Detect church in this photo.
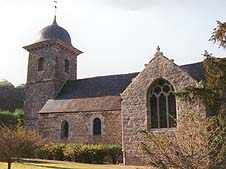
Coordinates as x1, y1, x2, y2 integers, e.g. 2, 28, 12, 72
23, 16, 205, 165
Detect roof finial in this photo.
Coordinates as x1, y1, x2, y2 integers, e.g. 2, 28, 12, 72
53, 0, 58, 24
155, 45, 163, 56
202, 50, 212, 58
156, 46, 160, 52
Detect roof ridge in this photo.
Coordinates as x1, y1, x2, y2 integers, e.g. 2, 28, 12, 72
73, 72, 139, 81
179, 61, 203, 67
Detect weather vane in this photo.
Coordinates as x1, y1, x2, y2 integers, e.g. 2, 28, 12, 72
54, 0, 58, 16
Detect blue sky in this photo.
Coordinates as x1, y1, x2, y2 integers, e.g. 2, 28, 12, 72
0, 0, 225, 85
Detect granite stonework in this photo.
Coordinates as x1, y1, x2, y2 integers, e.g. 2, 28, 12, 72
24, 40, 81, 131
39, 110, 122, 145
121, 51, 205, 165
23, 18, 208, 166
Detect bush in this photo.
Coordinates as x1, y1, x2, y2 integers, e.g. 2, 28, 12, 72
36, 143, 122, 164
36, 143, 65, 161
0, 109, 24, 127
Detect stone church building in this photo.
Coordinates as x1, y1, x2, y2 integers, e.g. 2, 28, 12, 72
24, 16, 205, 165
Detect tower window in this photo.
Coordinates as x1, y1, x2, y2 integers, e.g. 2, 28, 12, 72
148, 79, 176, 129
38, 57, 44, 71
61, 120, 69, 139
93, 118, 101, 136
65, 59, 69, 73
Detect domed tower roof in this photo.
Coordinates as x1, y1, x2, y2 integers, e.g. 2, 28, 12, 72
36, 16, 72, 45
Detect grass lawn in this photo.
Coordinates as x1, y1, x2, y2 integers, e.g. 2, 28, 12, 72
0, 159, 151, 169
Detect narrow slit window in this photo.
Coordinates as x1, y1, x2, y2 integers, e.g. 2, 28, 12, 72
38, 57, 44, 71
65, 59, 69, 73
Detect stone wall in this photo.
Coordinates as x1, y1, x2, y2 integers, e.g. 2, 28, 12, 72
121, 53, 205, 165
39, 110, 122, 145
24, 41, 79, 131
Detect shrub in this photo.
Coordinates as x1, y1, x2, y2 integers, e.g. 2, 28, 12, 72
63, 143, 81, 161
36, 143, 122, 164
0, 109, 24, 127
36, 143, 65, 161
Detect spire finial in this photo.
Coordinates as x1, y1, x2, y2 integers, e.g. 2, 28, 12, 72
53, 0, 58, 24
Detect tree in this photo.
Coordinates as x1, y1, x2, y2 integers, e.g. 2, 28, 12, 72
0, 79, 25, 111
141, 113, 210, 169
210, 21, 226, 48
0, 125, 42, 169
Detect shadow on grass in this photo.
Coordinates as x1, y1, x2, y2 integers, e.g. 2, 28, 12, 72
19, 160, 79, 169
25, 164, 79, 169
20, 159, 52, 164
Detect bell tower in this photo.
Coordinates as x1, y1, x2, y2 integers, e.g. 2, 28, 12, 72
23, 16, 82, 131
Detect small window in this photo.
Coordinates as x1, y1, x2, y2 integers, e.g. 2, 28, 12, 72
38, 57, 44, 71
61, 121, 69, 139
93, 118, 101, 136
65, 59, 69, 73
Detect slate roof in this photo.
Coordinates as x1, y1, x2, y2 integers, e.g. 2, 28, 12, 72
36, 16, 72, 45
39, 96, 121, 113
179, 62, 206, 82
56, 62, 205, 100
39, 61, 205, 113
56, 72, 139, 100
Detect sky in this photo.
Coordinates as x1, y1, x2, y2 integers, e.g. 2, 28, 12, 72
0, 0, 225, 86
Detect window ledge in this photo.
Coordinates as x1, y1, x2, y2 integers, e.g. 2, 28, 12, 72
150, 127, 177, 133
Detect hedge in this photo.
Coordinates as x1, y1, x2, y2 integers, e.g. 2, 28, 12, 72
0, 109, 24, 127
36, 143, 122, 164
37, 143, 65, 161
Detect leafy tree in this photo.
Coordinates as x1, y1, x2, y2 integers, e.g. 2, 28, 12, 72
0, 80, 25, 111
210, 21, 226, 48
0, 125, 42, 169
142, 113, 210, 169
0, 80, 14, 88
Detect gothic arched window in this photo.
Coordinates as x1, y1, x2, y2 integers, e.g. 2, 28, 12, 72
93, 118, 101, 136
38, 57, 44, 71
65, 59, 69, 73
61, 121, 69, 139
148, 79, 177, 129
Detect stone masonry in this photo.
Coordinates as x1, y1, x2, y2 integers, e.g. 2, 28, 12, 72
121, 51, 205, 165
23, 17, 208, 166
39, 110, 122, 145
23, 40, 82, 131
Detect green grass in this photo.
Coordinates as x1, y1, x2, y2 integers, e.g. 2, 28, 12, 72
0, 159, 150, 169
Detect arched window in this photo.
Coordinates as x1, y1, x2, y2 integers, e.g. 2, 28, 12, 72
148, 79, 176, 129
65, 59, 69, 73
61, 121, 69, 139
38, 57, 44, 71
93, 118, 101, 136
